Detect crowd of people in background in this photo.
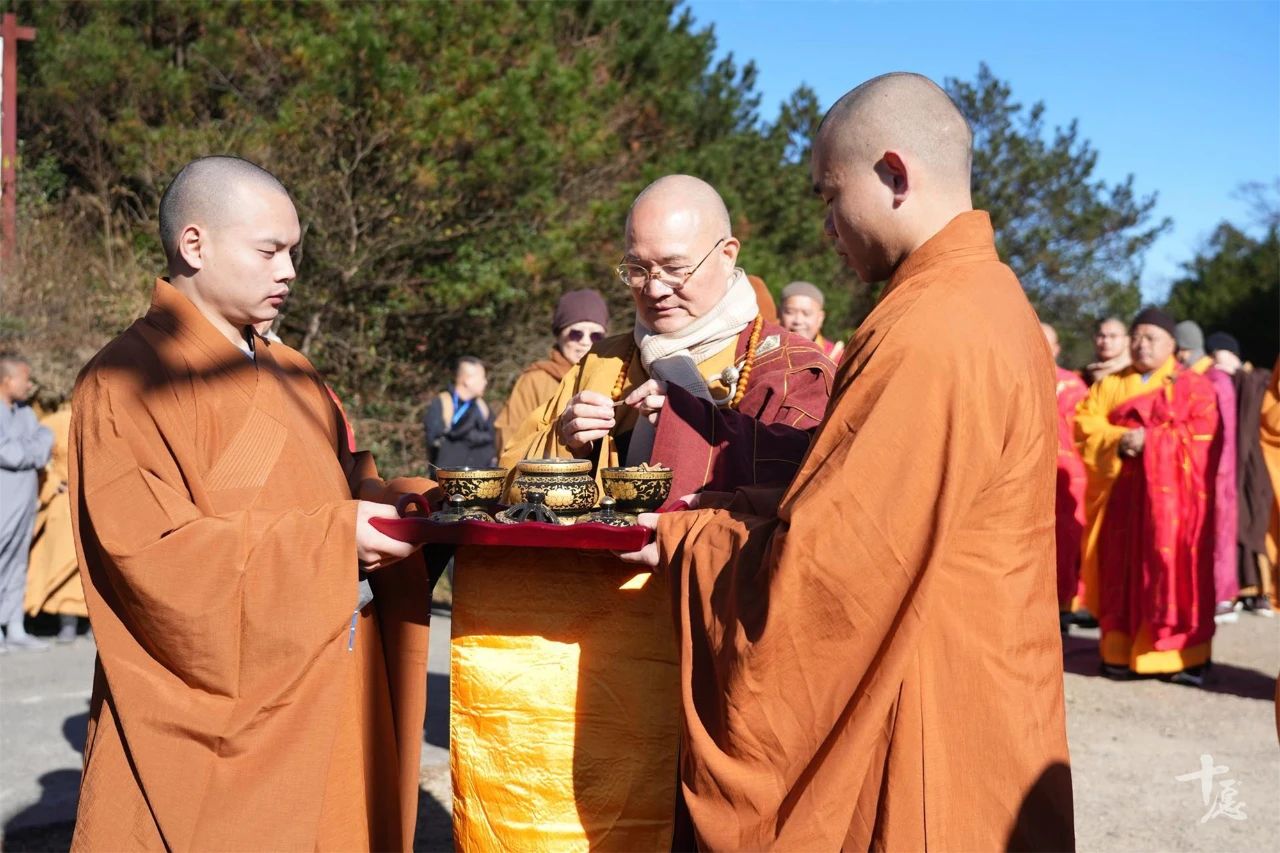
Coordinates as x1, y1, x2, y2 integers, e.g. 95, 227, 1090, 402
1045, 310, 1278, 687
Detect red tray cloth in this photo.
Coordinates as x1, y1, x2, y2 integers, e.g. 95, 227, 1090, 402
370, 514, 652, 551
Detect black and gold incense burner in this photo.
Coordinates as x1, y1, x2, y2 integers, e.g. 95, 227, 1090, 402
510, 458, 598, 518
496, 489, 562, 525
600, 466, 673, 513
584, 497, 637, 527
434, 466, 507, 512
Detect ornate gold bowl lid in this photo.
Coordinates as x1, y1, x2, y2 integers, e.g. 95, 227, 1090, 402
515, 458, 592, 475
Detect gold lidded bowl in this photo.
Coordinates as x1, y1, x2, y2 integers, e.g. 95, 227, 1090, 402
434, 466, 507, 510
511, 457, 598, 516
601, 465, 673, 512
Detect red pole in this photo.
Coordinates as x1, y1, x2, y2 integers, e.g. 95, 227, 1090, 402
1, 13, 37, 264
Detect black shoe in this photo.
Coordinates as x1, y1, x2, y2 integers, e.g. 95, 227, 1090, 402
1099, 662, 1134, 680
1166, 665, 1206, 688
1072, 610, 1099, 629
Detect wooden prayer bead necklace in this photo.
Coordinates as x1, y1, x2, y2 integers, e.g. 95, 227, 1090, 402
611, 314, 764, 409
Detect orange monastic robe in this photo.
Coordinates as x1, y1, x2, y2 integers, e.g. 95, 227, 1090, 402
1261, 358, 1280, 603
656, 212, 1073, 850
70, 279, 436, 851
1055, 366, 1089, 610
24, 407, 87, 618
493, 346, 573, 458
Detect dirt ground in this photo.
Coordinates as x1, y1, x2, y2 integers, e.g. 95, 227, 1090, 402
6, 614, 1275, 852
412, 617, 1279, 852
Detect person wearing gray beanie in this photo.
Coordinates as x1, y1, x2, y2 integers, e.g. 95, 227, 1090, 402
1174, 320, 1207, 367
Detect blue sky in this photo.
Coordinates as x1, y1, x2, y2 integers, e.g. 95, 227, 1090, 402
682, 0, 1280, 301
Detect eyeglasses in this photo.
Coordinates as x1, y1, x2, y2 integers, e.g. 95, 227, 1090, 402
564, 329, 606, 344
615, 238, 726, 292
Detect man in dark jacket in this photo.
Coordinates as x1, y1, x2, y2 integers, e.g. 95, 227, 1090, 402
424, 356, 496, 469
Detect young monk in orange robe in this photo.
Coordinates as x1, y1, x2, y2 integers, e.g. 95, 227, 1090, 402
69, 157, 436, 851
1260, 357, 1280, 606
1043, 323, 1089, 616
1075, 308, 1218, 683
623, 73, 1073, 851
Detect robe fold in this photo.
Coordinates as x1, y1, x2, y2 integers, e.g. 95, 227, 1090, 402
1191, 356, 1239, 604
494, 346, 573, 458
1054, 366, 1089, 610
70, 279, 437, 851
655, 211, 1073, 850
455, 320, 834, 850
24, 407, 86, 618
1077, 357, 1217, 674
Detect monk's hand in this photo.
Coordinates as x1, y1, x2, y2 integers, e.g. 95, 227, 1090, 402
557, 389, 617, 453
1119, 427, 1146, 457
355, 501, 421, 571
624, 378, 668, 425
617, 512, 661, 568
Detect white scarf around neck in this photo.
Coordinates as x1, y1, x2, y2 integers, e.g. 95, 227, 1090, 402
625, 267, 758, 464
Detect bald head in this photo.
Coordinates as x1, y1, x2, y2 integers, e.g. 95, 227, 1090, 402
817, 72, 972, 194
811, 73, 974, 283
1040, 322, 1060, 359
622, 175, 741, 334
626, 175, 731, 239
159, 156, 291, 265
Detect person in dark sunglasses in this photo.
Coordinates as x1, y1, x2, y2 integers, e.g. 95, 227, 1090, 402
494, 289, 610, 455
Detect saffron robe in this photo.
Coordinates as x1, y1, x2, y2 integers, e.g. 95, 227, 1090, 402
1261, 358, 1280, 606
1076, 357, 1217, 673
69, 279, 436, 851
493, 346, 573, 458
1055, 366, 1089, 609
655, 211, 1073, 850
1191, 356, 1239, 604
24, 407, 86, 618
454, 323, 833, 850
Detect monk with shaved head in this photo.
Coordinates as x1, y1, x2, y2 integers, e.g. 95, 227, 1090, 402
624, 73, 1075, 849
451, 175, 833, 848
68, 155, 439, 849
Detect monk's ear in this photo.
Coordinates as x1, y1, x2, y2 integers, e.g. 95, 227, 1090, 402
878, 151, 909, 206
177, 224, 205, 272
721, 236, 741, 266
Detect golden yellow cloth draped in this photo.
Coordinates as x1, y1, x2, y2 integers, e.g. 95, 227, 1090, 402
1260, 358, 1280, 605
450, 547, 678, 851
24, 407, 86, 618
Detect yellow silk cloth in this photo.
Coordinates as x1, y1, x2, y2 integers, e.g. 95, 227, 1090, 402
450, 546, 679, 851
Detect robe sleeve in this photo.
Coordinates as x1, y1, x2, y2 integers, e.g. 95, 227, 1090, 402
0, 409, 53, 471
1074, 379, 1127, 481
72, 371, 361, 699
654, 322, 1011, 845
495, 370, 546, 457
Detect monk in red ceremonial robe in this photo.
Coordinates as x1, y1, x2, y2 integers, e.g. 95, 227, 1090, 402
1075, 307, 1218, 686
624, 72, 1073, 851
1043, 322, 1089, 622
69, 157, 436, 850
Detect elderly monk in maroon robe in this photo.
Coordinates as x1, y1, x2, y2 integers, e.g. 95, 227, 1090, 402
454, 176, 835, 849
624, 72, 1073, 851
69, 157, 436, 850
1044, 322, 1089, 620
1076, 307, 1218, 685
